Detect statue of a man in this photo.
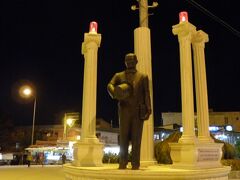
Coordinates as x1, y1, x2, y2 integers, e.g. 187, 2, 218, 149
107, 53, 151, 170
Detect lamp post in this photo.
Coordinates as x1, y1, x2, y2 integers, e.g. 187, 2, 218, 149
63, 112, 79, 140
19, 85, 36, 145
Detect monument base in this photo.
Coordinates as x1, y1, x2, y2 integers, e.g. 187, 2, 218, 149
72, 138, 104, 167
169, 142, 223, 169
140, 160, 157, 167
63, 164, 230, 180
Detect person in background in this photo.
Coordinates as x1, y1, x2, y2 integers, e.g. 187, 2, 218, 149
26, 152, 33, 167
62, 153, 66, 165
39, 153, 44, 167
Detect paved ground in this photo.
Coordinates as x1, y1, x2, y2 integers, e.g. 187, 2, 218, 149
0, 165, 65, 180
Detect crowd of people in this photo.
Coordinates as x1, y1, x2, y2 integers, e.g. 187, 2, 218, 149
26, 152, 67, 167
5, 151, 68, 167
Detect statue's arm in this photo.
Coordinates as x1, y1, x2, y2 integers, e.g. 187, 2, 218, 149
107, 74, 118, 99
107, 83, 115, 99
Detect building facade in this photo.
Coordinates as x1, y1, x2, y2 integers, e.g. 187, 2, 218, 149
162, 111, 240, 132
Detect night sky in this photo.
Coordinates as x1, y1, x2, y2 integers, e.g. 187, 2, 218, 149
0, 0, 239, 127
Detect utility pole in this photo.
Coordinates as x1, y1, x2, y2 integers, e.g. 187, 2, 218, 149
139, 0, 149, 27
131, 0, 158, 27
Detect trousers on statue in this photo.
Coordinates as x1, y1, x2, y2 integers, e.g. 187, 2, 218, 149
118, 105, 144, 169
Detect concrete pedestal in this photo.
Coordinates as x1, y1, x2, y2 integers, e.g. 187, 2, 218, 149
72, 140, 104, 167
64, 164, 230, 180
169, 142, 223, 169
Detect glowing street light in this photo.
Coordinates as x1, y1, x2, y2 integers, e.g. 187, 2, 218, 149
63, 112, 79, 140
19, 85, 37, 145
19, 85, 34, 98
23, 88, 31, 96
66, 118, 74, 127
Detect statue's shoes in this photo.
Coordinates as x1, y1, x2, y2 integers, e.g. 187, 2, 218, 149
131, 166, 139, 170
118, 165, 127, 169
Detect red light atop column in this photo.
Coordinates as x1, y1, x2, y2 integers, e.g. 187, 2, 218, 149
179, 11, 188, 23
89, 21, 98, 34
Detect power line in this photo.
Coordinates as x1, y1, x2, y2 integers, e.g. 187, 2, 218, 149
187, 0, 240, 38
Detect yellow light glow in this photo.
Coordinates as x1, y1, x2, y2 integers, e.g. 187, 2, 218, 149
66, 118, 73, 126
19, 85, 34, 98
23, 88, 32, 96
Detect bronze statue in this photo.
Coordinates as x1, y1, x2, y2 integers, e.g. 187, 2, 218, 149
107, 53, 151, 170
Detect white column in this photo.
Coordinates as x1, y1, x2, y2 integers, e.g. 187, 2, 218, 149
81, 33, 101, 142
134, 27, 156, 166
172, 22, 196, 143
72, 33, 103, 167
170, 22, 224, 170
192, 30, 213, 143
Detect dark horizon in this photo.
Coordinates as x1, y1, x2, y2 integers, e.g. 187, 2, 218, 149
1, 0, 239, 127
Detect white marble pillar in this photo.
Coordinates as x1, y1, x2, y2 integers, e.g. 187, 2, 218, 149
72, 32, 103, 167
192, 30, 213, 143
81, 33, 101, 142
170, 22, 225, 170
134, 27, 156, 166
172, 22, 197, 143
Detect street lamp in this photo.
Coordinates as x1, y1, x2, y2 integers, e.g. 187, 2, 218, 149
19, 85, 36, 145
66, 118, 74, 127
63, 112, 79, 140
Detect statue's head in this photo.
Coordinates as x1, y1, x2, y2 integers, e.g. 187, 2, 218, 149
125, 53, 138, 69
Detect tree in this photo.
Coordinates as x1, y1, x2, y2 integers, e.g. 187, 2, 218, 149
0, 110, 14, 151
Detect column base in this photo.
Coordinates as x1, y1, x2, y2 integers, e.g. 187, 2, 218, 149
140, 160, 157, 167
178, 135, 198, 144
169, 142, 223, 169
72, 138, 104, 167
198, 135, 214, 143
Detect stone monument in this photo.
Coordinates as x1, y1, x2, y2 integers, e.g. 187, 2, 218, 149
169, 11, 226, 170
64, 14, 230, 180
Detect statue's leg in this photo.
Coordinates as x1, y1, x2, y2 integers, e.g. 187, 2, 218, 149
119, 107, 130, 169
131, 117, 144, 169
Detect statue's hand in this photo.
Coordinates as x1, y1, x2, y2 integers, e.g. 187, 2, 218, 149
114, 83, 132, 100
141, 110, 151, 120
107, 84, 115, 99
139, 104, 151, 120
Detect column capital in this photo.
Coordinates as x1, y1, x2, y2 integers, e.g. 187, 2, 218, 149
192, 30, 209, 44
82, 33, 101, 55
172, 22, 196, 38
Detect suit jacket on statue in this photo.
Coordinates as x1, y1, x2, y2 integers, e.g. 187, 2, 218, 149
107, 69, 151, 120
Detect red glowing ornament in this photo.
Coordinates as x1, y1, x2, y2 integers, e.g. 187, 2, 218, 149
89, 21, 98, 34
179, 11, 188, 23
